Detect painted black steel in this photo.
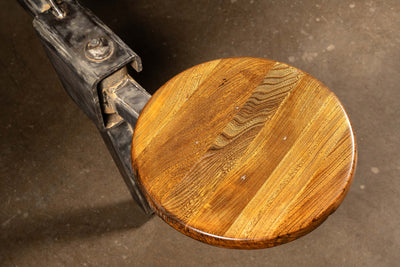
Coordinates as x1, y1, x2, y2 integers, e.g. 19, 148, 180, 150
18, 0, 153, 214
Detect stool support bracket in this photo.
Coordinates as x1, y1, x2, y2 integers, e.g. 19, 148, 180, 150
18, 0, 153, 214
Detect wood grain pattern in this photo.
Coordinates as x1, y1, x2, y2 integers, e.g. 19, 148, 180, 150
131, 58, 357, 249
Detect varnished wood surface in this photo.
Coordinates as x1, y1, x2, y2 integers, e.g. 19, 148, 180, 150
131, 57, 357, 249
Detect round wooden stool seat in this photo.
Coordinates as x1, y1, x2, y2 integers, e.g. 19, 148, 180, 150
131, 57, 356, 249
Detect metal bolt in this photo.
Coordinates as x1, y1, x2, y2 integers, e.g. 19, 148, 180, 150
89, 38, 100, 47
49, 0, 66, 19
85, 37, 113, 61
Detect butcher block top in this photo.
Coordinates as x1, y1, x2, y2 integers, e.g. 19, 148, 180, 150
131, 57, 357, 249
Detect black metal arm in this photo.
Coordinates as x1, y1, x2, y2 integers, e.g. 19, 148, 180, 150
18, 0, 153, 214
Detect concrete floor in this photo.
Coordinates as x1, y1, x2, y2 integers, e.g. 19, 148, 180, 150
1, 0, 399, 266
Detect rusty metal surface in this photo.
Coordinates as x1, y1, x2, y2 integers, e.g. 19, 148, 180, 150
18, 0, 152, 214
100, 68, 150, 129
31, 0, 143, 127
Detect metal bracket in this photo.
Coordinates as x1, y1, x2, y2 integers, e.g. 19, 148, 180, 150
18, 0, 153, 214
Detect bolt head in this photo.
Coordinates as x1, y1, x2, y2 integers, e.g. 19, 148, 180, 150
88, 38, 101, 47
85, 37, 113, 61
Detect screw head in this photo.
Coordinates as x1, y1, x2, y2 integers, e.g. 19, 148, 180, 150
85, 37, 113, 61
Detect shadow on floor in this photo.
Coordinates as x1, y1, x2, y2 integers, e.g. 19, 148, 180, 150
1, 200, 153, 252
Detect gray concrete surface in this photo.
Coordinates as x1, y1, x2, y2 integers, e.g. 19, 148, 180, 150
1, 0, 399, 266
